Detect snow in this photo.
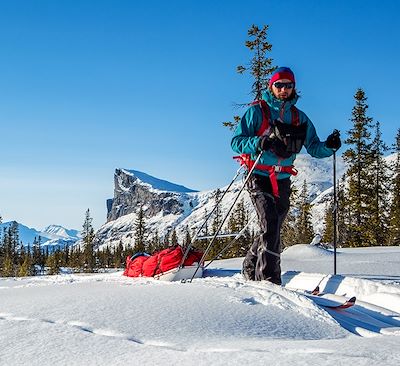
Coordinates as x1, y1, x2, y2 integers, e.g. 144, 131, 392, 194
122, 169, 198, 193
1, 245, 400, 365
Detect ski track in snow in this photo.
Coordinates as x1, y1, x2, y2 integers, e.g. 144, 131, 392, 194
0, 311, 191, 351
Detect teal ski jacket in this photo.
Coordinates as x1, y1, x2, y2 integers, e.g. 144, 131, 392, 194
231, 89, 334, 179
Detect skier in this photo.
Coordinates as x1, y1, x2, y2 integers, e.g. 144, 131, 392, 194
231, 67, 341, 285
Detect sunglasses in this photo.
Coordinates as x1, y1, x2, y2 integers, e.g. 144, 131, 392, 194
273, 82, 294, 89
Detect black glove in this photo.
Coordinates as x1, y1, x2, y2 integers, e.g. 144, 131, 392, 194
326, 130, 341, 150
258, 135, 274, 151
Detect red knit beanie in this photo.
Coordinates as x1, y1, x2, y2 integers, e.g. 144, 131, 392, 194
269, 67, 295, 88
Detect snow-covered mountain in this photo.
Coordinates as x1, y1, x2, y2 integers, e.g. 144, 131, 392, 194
0, 222, 80, 250
94, 154, 345, 249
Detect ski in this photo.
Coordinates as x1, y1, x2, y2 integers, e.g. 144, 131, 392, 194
321, 296, 356, 309
304, 292, 357, 310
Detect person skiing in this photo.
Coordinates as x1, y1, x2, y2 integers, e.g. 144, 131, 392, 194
231, 66, 341, 285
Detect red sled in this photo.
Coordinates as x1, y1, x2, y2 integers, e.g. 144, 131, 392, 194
123, 245, 204, 281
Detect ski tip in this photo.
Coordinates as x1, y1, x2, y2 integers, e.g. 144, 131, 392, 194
311, 285, 320, 295
348, 296, 356, 304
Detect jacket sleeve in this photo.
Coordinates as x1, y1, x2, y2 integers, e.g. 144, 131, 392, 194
231, 106, 262, 155
303, 113, 334, 158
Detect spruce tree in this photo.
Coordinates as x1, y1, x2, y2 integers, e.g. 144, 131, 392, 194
183, 226, 192, 248
2, 256, 14, 277
209, 189, 225, 259
82, 209, 95, 272
18, 253, 32, 277
46, 250, 61, 275
227, 198, 250, 257
114, 241, 124, 268
293, 181, 314, 244
322, 201, 334, 245
389, 129, 400, 245
336, 177, 351, 247
281, 187, 298, 247
343, 88, 375, 247
369, 121, 391, 245
170, 229, 179, 247
148, 230, 162, 253
134, 205, 147, 252
223, 24, 276, 130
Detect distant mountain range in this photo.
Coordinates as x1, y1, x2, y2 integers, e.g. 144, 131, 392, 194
0, 222, 80, 250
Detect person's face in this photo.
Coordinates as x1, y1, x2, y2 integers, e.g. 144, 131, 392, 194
271, 78, 295, 100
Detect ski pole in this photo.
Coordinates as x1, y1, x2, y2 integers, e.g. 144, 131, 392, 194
333, 150, 337, 275
189, 151, 263, 282
332, 129, 340, 275
179, 165, 245, 269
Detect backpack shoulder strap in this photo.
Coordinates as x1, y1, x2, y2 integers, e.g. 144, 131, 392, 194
290, 105, 300, 126
250, 100, 270, 136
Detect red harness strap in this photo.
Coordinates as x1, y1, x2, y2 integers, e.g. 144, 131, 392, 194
234, 101, 300, 198
234, 155, 298, 197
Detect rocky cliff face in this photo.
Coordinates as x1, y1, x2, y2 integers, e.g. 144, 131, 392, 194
106, 168, 196, 221
94, 169, 201, 249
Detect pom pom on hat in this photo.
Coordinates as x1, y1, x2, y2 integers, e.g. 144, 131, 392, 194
269, 67, 295, 88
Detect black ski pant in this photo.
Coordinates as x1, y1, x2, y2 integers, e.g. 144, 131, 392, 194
242, 174, 291, 284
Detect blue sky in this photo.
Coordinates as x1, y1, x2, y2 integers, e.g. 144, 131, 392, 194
1, 0, 399, 230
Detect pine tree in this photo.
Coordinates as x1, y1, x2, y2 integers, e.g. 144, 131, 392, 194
114, 240, 124, 268
18, 253, 32, 277
368, 121, 391, 245
148, 230, 162, 254
183, 226, 192, 248
281, 186, 298, 247
46, 250, 61, 275
322, 200, 334, 244
209, 189, 225, 259
170, 229, 179, 247
82, 209, 95, 272
223, 24, 276, 130
2, 256, 14, 277
293, 181, 314, 244
389, 129, 400, 245
134, 205, 147, 252
343, 88, 375, 247
227, 198, 250, 257
336, 177, 351, 247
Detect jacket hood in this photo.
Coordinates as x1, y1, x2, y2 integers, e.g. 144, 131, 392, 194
262, 89, 299, 113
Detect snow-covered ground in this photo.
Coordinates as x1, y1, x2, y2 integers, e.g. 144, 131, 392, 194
1, 245, 400, 365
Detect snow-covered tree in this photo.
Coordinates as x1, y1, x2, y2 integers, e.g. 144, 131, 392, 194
389, 129, 400, 245
82, 209, 95, 271
343, 88, 375, 247
293, 180, 314, 244
369, 121, 391, 245
133, 205, 147, 253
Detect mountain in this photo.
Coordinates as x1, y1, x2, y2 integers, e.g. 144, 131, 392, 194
0, 222, 80, 250
94, 154, 347, 250
42, 225, 80, 241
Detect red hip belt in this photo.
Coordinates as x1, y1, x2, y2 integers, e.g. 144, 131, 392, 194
233, 154, 298, 198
